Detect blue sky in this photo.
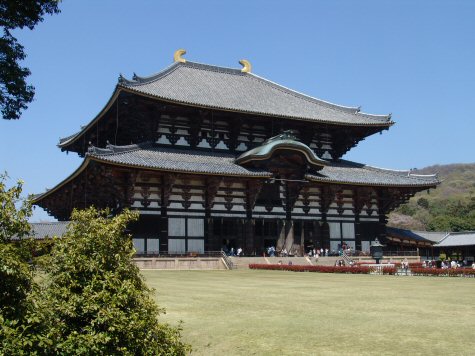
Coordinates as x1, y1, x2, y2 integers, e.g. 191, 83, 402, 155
1, 0, 474, 222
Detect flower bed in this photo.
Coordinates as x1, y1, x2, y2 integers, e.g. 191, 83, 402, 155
411, 268, 475, 277
248, 264, 394, 274
355, 261, 423, 269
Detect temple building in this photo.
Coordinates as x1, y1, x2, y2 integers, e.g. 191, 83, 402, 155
33, 50, 439, 256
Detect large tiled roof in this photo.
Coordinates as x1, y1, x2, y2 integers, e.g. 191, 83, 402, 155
34, 143, 439, 205
435, 232, 475, 247
118, 61, 392, 126
88, 143, 438, 187
88, 142, 271, 177
306, 161, 439, 187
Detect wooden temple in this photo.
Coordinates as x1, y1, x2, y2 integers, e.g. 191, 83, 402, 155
33, 50, 439, 256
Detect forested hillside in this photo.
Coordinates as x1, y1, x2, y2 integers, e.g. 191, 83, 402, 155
388, 163, 475, 231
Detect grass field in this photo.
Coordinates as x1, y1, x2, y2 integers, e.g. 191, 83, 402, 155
143, 270, 475, 356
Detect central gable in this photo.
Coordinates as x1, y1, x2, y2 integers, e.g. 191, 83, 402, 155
236, 131, 326, 179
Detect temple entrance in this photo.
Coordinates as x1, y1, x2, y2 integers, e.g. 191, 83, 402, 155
255, 219, 280, 256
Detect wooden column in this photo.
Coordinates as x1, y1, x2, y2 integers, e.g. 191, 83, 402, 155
159, 174, 175, 253
319, 185, 336, 250
244, 180, 263, 256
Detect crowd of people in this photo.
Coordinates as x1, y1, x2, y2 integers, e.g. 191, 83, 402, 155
308, 248, 330, 258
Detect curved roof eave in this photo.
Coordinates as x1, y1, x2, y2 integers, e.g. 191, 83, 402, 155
118, 86, 394, 128
31, 157, 93, 204
304, 173, 439, 188
58, 87, 122, 148
32, 155, 272, 205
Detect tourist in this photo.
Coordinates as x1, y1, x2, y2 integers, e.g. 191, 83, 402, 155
269, 246, 275, 257
402, 258, 409, 275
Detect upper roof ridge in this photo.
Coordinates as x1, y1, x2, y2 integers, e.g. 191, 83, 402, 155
119, 61, 245, 86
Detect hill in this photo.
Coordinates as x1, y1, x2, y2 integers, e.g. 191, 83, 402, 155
388, 163, 475, 231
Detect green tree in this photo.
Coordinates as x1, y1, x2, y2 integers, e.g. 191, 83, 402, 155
0, 174, 34, 349
17, 207, 190, 355
0, 0, 60, 120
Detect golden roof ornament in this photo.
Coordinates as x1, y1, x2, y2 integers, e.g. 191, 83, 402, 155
174, 49, 187, 63
239, 59, 251, 73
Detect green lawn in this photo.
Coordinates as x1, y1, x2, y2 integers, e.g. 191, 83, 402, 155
143, 270, 475, 356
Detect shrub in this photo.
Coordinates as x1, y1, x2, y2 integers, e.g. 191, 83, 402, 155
411, 268, 475, 277
4, 207, 190, 355
249, 264, 372, 274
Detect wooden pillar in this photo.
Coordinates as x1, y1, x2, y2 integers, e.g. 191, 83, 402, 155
159, 175, 172, 253
204, 182, 212, 251
244, 218, 255, 256
320, 213, 330, 250
355, 214, 361, 251
236, 218, 245, 252
159, 209, 168, 253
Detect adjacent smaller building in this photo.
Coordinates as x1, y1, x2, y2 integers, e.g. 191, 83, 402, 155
386, 227, 475, 262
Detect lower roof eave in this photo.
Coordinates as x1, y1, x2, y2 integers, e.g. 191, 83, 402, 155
32, 157, 272, 205
304, 175, 439, 189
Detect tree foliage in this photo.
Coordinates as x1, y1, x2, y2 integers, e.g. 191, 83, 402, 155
0, 174, 35, 349
0, 173, 32, 242
3, 207, 190, 355
390, 163, 475, 232
0, 0, 60, 120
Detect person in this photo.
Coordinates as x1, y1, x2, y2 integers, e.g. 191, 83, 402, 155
325, 248, 328, 257
282, 248, 288, 257
270, 246, 275, 257
402, 258, 409, 275
472, 262, 475, 270
236, 247, 242, 257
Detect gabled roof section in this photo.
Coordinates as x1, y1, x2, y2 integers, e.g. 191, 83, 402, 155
12, 222, 69, 240
118, 60, 393, 126
236, 130, 326, 171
